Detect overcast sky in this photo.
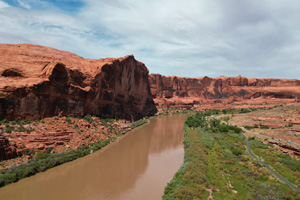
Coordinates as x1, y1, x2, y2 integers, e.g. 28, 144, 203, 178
0, 0, 300, 79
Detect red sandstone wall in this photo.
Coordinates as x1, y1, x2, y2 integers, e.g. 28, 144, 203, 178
149, 74, 300, 107
0, 44, 157, 121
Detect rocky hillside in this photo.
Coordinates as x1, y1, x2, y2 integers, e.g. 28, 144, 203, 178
0, 44, 157, 121
149, 74, 300, 108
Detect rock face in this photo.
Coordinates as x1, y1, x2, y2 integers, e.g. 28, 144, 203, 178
268, 141, 300, 156
149, 74, 300, 108
0, 44, 157, 121
0, 135, 21, 161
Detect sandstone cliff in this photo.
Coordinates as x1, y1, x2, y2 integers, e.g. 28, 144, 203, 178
149, 74, 300, 108
0, 44, 157, 121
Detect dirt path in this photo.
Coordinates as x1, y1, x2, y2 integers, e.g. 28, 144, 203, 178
206, 189, 213, 200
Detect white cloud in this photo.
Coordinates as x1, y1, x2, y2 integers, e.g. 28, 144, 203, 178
17, 0, 31, 9
16, 0, 54, 10
0, 0, 300, 79
0, 0, 10, 8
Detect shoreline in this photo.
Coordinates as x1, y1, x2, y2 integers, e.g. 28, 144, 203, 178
0, 118, 148, 188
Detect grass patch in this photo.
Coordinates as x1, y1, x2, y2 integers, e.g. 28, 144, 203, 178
259, 125, 270, 129
244, 125, 258, 130
250, 139, 300, 189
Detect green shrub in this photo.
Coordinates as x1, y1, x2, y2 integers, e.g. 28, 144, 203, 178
131, 119, 147, 129
259, 125, 269, 129
249, 136, 256, 140
244, 125, 255, 130
5, 125, 13, 133
23, 120, 31, 125
0, 119, 9, 125
66, 117, 72, 124
25, 128, 34, 134
46, 147, 54, 154
233, 126, 242, 133
35, 151, 49, 160
210, 118, 220, 128
100, 118, 115, 125
24, 149, 34, 156
17, 126, 26, 132
231, 146, 243, 155
218, 124, 229, 132
84, 114, 92, 123
240, 108, 251, 113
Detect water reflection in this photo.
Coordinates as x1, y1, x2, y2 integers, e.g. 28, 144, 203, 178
0, 114, 187, 200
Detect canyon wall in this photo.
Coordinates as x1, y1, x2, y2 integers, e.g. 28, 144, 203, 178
1, 43, 300, 161
0, 44, 157, 121
1, 43, 299, 120
149, 74, 300, 108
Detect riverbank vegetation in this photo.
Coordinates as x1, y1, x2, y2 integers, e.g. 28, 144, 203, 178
0, 117, 147, 188
158, 107, 193, 116
163, 111, 299, 200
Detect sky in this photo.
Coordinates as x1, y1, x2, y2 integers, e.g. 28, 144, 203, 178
0, 0, 300, 79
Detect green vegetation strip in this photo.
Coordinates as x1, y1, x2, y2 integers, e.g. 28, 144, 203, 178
249, 138, 300, 190
163, 111, 299, 200
0, 118, 147, 188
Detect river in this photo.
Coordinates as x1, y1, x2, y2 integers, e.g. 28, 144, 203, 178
0, 114, 187, 200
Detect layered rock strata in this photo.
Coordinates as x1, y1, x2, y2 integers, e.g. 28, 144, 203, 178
149, 74, 300, 108
0, 44, 157, 121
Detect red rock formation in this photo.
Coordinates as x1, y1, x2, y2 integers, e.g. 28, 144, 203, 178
0, 115, 132, 162
149, 74, 300, 108
268, 140, 300, 156
0, 44, 157, 121
0, 135, 21, 161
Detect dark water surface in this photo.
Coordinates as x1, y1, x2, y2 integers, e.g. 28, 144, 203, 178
0, 115, 187, 200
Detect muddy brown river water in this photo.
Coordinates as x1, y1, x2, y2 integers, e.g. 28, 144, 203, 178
0, 114, 187, 200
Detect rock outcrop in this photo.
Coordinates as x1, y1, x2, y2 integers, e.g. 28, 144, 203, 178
268, 141, 300, 156
0, 135, 21, 161
0, 44, 157, 121
149, 74, 300, 108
